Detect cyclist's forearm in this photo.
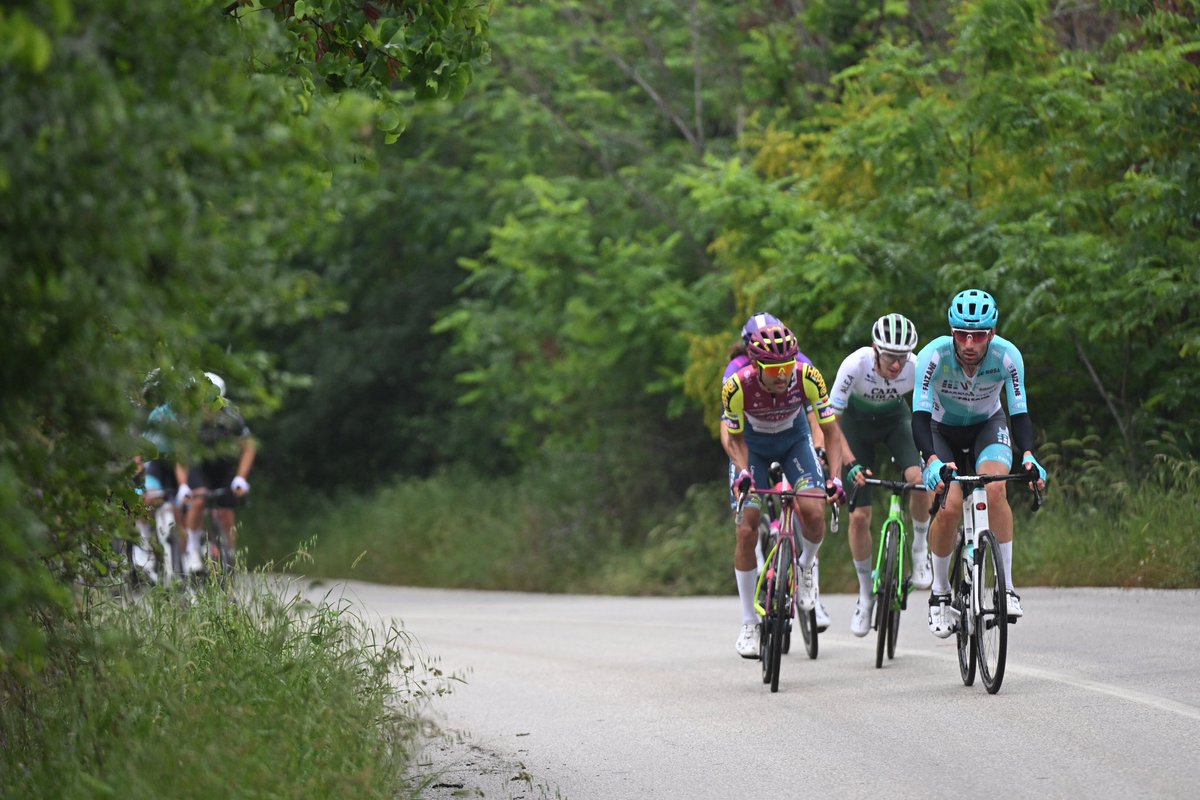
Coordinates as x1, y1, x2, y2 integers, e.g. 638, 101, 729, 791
820, 418, 845, 477
912, 410, 935, 462
1010, 413, 1035, 455
237, 438, 257, 480
721, 426, 749, 472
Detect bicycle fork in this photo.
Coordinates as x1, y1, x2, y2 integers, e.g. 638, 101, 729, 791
871, 496, 911, 607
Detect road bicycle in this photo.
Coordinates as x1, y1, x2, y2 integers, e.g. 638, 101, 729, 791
737, 463, 838, 692
183, 487, 240, 586
932, 464, 1042, 694
848, 476, 923, 669
755, 494, 816, 659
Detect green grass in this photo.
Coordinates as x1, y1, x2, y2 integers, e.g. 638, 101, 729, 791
0, 575, 458, 800
243, 468, 1200, 596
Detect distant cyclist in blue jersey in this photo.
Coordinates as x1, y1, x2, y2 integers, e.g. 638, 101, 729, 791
912, 290, 1047, 637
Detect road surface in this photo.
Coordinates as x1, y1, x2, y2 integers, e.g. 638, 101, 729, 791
305, 581, 1200, 799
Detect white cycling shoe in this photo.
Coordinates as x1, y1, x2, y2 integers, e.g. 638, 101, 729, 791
736, 623, 761, 659
928, 593, 960, 638
911, 551, 933, 589
850, 597, 875, 637
183, 549, 205, 575
796, 567, 817, 611
1006, 590, 1024, 618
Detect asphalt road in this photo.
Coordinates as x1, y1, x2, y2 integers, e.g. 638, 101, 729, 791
307, 581, 1200, 800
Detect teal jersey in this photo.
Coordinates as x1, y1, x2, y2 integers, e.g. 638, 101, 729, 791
913, 335, 1028, 425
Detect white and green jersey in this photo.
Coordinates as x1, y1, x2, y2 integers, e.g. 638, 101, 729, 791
913, 334, 1029, 425
830, 346, 916, 417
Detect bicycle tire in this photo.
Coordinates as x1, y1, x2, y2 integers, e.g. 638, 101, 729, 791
760, 566, 774, 685
768, 537, 791, 693
887, 582, 901, 660
951, 537, 976, 686
797, 605, 817, 659
976, 530, 1009, 693
875, 521, 900, 668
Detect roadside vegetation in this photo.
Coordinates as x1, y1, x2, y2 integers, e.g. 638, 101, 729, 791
4, 2, 1199, 798
245, 456, 1200, 597
0, 572, 458, 800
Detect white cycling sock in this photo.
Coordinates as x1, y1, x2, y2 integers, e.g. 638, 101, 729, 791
912, 519, 930, 554
999, 541, 1015, 591
854, 558, 873, 602
736, 568, 759, 625
798, 536, 820, 570
931, 553, 953, 595
187, 528, 203, 555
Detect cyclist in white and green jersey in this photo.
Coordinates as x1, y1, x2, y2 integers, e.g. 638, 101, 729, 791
831, 314, 931, 637
913, 289, 1048, 637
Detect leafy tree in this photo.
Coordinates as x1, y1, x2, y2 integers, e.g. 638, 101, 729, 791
0, 0, 491, 667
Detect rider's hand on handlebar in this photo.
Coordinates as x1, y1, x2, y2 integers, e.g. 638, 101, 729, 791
1022, 453, 1047, 491
175, 483, 193, 506
825, 476, 846, 505
922, 458, 954, 493
732, 468, 754, 497
231, 475, 250, 496
846, 460, 871, 486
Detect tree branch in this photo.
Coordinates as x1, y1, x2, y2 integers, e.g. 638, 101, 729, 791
1074, 336, 1136, 465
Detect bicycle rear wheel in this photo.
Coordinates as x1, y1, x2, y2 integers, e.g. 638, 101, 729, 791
951, 537, 976, 686
768, 537, 792, 693
975, 530, 1009, 694
875, 522, 899, 668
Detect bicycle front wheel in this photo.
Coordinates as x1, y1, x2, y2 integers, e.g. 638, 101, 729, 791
875, 522, 899, 669
951, 537, 976, 686
976, 530, 1009, 694
768, 537, 792, 693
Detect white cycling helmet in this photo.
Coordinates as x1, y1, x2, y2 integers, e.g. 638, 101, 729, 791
204, 371, 226, 398
871, 313, 918, 353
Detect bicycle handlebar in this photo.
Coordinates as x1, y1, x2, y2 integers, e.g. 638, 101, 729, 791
928, 467, 1043, 521
734, 485, 840, 532
846, 478, 923, 512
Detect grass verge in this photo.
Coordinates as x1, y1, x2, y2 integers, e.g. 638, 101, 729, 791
0, 572, 456, 800
243, 470, 1200, 595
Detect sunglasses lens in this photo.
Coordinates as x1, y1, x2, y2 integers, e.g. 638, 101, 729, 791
759, 360, 796, 378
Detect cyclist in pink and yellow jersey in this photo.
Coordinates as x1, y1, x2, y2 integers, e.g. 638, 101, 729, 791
721, 312, 832, 633
721, 322, 847, 659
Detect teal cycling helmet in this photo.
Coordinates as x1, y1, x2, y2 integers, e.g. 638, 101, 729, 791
947, 289, 998, 329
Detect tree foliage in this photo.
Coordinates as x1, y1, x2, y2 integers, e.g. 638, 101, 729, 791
0, 0, 491, 667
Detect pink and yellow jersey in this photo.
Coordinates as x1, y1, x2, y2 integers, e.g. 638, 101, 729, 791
721, 361, 835, 439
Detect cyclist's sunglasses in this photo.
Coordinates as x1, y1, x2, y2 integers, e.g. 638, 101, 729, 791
757, 359, 797, 379
951, 327, 993, 344
877, 350, 907, 365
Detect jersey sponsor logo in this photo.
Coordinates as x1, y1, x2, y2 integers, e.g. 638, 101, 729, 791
806, 365, 828, 397
867, 387, 901, 399
920, 362, 936, 392
997, 425, 1011, 447
1009, 363, 1022, 398
721, 375, 740, 409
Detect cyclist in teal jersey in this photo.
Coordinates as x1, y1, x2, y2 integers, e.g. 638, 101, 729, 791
830, 313, 931, 637
912, 290, 1047, 636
